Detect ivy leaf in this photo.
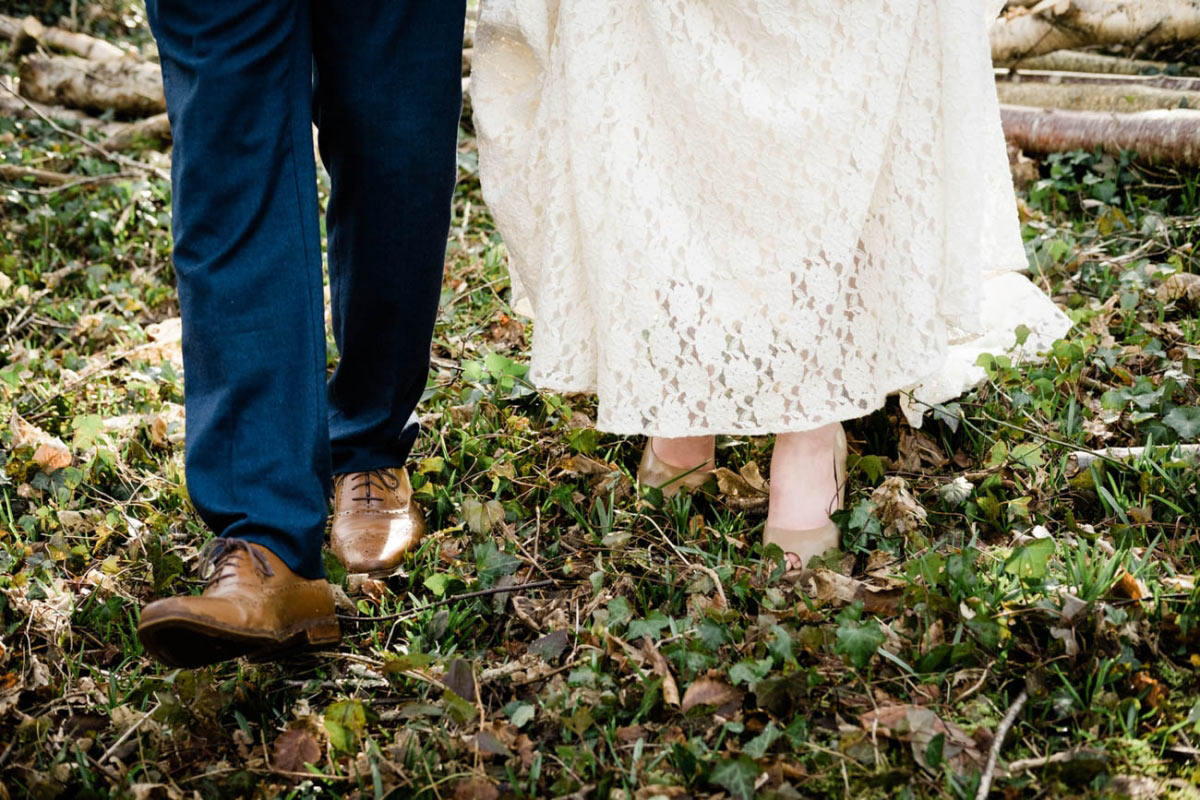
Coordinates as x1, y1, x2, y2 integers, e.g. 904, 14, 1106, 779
324, 700, 367, 753
1004, 538, 1054, 581
729, 657, 773, 686
71, 414, 104, 451
709, 756, 760, 800
627, 611, 670, 641
462, 497, 506, 534
473, 541, 520, 588
1163, 406, 1200, 441
835, 601, 885, 669
743, 721, 782, 759
606, 596, 632, 629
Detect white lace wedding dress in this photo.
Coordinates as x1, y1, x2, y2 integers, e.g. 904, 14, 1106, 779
470, 0, 1072, 434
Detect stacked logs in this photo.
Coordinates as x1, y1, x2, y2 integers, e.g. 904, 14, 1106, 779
1, 3, 1199, 168
0, 14, 170, 154
993, 0, 1200, 167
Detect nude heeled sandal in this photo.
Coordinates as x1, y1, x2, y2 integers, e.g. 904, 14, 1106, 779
637, 439, 714, 498
762, 424, 848, 571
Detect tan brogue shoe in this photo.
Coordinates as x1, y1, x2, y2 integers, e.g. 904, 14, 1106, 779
137, 538, 340, 668
330, 467, 426, 575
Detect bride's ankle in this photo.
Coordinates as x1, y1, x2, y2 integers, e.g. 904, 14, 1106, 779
650, 435, 715, 470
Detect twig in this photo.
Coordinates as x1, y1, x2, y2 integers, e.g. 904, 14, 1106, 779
976, 689, 1029, 800
99, 701, 161, 765
337, 579, 561, 623
1005, 748, 1092, 773
0, 81, 169, 181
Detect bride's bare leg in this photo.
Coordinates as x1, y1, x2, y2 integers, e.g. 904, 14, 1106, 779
649, 435, 715, 470
765, 423, 844, 567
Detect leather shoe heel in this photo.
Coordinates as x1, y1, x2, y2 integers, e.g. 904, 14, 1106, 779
138, 538, 339, 668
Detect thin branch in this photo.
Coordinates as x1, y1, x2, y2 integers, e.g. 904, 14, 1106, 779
337, 578, 562, 623
976, 689, 1029, 800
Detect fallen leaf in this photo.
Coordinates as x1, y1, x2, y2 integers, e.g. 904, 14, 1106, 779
642, 636, 680, 707
801, 568, 903, 616
680, 675, 743, 716
272, 729, 321, 773
714, 462, 769, 511
453, 778, 499, 800
1110, 571, 1144, 602
555, 454, 614, 476
898, 428, 949, 472
860, 704, 982, 774
1131, 672, 1165, 710
616, 724, 646, 743
869, 477, 928, 538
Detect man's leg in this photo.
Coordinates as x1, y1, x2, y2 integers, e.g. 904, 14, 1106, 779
147, 0, 330, 580
313, 0, 465, 575
313, 0, 466, 475
137, 0, 340, 667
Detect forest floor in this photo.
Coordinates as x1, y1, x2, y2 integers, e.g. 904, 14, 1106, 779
1, 7, 1200, 800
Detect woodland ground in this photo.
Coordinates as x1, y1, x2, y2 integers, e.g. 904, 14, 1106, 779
1, 5, 1200, 800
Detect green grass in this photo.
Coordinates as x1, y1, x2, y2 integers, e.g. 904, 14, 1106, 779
2, 13, 1200, 800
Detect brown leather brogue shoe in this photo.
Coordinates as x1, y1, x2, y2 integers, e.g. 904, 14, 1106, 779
330, 467, 426, 575
137, 539, 340, 668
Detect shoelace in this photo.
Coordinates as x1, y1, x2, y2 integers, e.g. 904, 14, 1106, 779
198, 537, 274, 588
344, 469, 401, 505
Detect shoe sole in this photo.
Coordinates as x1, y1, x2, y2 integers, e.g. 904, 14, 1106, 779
138, 615, 341, 669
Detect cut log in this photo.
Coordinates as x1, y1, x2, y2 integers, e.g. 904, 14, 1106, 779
996, 80, 1200, 112
0, 164, 74, 186
18, 53, 164, 117
997, 67, 1200, 92
100, 112, 171, 152
1010, 49, 1200, 76
0, 78, 100, 127
990, 0, 1200, 64
1001, 104, 1200, 166
12, 15, 128, 61
0, 14, 21, 41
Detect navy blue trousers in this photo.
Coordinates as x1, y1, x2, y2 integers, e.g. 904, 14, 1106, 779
146, 0, 465, 579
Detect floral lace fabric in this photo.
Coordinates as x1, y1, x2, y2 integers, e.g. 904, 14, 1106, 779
471, 0, 1072, 434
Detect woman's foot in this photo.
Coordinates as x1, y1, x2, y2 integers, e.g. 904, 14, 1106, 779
764, 423, 847, 570
638, 435, 715, 498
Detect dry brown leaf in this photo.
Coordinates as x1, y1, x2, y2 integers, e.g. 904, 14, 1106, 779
869, 476, 928, 538
641, 636, 680, 707
556, 454, 614, 476
453, 778, 499, 800
898, 428, 949, 472
714, 461, 769, 511
680, 675, 743, 716
616, 724, 646, 743
1156, 272, 1200, 305
802, 568, 903, 616
860, 704, 982, 774
1131, 671, 1165, 710
272, 729, 321, 773
1110, 571, 1146, 601
33, 441, 72, 472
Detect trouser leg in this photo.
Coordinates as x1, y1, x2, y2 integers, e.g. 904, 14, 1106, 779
312, 0, 466, 475
146, 0, 329, 578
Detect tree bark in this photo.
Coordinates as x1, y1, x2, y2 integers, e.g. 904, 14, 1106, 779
990, 0, 1200, 64
100, 112, 171, 152
10, 15, 128, 61
1001, 104, 1200, 166
17, 53, 164, 117
996, 78, 1200, 112
1009, 49, 1200, 76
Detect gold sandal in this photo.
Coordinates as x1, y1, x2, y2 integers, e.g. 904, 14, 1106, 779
763, 424, 848, 570
637, 439, 714, 498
